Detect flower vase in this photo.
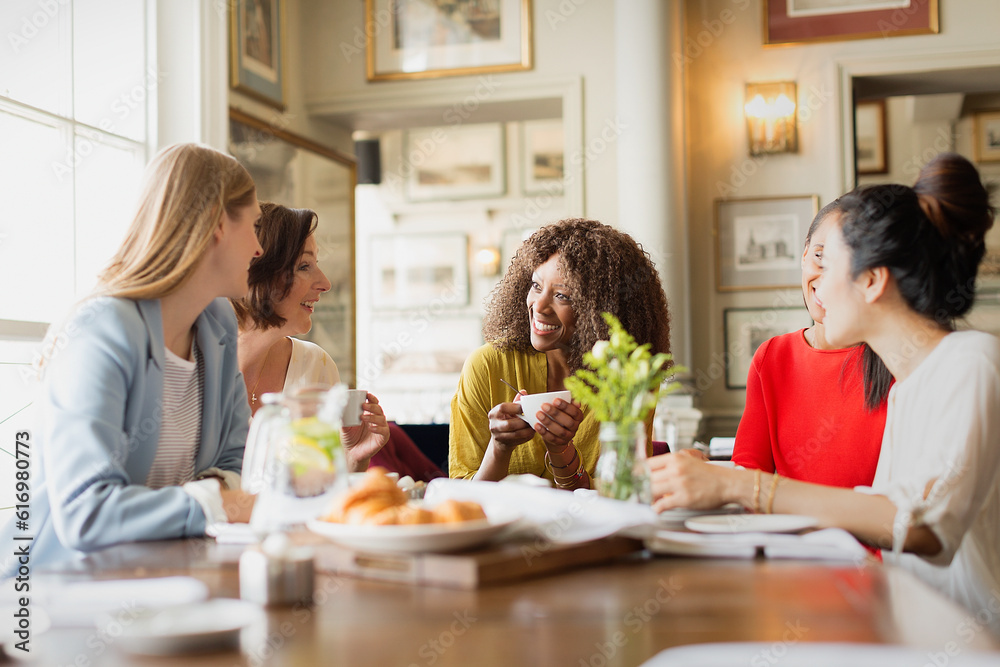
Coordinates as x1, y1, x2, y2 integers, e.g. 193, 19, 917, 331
594, 421, 651, 503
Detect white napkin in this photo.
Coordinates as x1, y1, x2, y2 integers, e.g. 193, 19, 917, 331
640, 642, 1000, 666
424, 477, 658, 544
27, 576, 209, 627
645, 527, 870, 562
206, 523, 261, 545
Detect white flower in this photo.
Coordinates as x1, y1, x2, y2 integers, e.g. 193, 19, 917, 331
592, 340, 610, 361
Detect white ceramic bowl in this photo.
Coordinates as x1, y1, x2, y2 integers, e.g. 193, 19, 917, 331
516, 390, 572, 429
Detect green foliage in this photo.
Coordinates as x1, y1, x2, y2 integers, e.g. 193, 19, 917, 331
565, 313, 683, 426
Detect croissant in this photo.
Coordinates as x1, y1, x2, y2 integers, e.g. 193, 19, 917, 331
320, 467, 486, 526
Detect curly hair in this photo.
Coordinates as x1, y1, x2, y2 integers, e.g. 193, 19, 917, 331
230, 201, 317, 331
482, 219, 671, 370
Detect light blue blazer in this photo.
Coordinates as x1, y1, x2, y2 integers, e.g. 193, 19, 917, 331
1, 297, 250, 574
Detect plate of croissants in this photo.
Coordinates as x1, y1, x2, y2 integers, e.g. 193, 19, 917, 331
307, 468, 519, 553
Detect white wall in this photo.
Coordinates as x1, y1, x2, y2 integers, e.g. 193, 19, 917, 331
684, 0, 1000, 428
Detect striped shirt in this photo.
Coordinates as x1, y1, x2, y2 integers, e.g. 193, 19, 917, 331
146, 341, 204, 489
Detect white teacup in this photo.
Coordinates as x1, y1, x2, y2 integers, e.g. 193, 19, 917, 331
516, 390, 572, 429
342, 389, 368, 427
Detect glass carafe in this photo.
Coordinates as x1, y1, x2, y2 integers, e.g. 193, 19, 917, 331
243, 384, 349, 532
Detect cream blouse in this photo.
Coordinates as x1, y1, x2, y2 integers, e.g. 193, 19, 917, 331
873, 330, 1000, 636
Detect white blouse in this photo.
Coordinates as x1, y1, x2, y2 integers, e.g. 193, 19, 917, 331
873, 330, 1000, 635
284, 337, 340, 390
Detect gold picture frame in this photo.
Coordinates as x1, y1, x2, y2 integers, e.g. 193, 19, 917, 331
856, 99, 888, 175
724, 307, 814, 389
228, 108, 357, 384
714, 194, 820, 292
366, 0, 532, 82
764, 0, 938, 46
974, 109, 1000, 164
229, 0, 287, 110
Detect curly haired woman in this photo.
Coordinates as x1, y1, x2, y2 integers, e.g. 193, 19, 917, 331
449, 219, 671, 489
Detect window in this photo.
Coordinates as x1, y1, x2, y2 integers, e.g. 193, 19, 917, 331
0, 0, 151, 515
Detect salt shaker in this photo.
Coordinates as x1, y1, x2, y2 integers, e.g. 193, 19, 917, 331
239, 532, 315, 606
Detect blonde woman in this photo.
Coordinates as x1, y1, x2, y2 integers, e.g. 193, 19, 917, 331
1, 144, 262, 572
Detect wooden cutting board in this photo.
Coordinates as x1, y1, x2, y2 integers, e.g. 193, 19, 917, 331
297, 534, 644, 589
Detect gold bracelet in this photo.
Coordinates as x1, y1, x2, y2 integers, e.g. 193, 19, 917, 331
765, 473, 781, 514
750, 469, 762, 514
553, 462, 587, 488
547, 440, 574, 457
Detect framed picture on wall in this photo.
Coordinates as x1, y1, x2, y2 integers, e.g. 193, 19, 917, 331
856, 99, 888, 175
370, 234, 469, 309
405, 124, 506, 201
974, 110, 1000, 163
764, 0, 939, 45
366, 0, 532, 81
723, 307, 814, 389
714, 195, 819, 291
522, 119, 564, 195
229, 0, 286, 109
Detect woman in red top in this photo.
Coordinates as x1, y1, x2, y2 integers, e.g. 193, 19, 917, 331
731, 200, 892, 488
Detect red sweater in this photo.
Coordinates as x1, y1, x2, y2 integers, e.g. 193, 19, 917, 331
732, 329, 887, 488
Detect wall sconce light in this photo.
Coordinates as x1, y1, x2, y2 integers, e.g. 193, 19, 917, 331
474, 247, 501, 277
744, 81, 798, 156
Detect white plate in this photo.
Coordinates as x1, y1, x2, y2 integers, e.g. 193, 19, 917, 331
307, 507, 520, 554
684, 514, 818, 534
657, 503, 744, 528
114, 599, 262, 656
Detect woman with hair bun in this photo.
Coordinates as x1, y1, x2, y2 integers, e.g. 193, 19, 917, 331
651, 153, 1000, 633
449, 219, 672, 488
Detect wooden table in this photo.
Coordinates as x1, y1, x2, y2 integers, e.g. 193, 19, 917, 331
28, 538, 999, 666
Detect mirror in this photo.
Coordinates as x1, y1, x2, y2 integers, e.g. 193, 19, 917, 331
850, 68, 1000, 296
229, 108, 357, 386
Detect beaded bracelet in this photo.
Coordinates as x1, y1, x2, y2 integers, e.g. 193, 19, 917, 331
545, 447, 579, 470
553, 463, 587, 489
765, 473, 781, 514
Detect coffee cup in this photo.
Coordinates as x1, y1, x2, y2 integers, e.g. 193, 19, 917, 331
340, 389, 367, 427
516, 390, 572, 429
